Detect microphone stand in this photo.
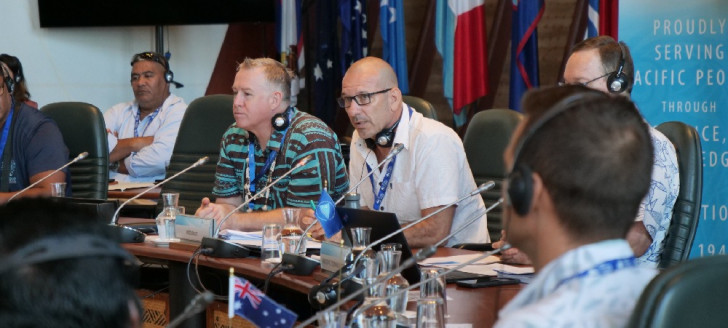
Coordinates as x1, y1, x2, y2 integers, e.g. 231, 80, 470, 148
7, 151, 88, 202
166, 290, 215, 328
109, 156, 209, 243
283, 144, 406, 275
200, 155, 312, 258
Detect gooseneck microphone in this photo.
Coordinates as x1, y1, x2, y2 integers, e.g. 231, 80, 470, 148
109, 156, 209, 243
166, 290, 215, 328
200, 155, 312, 258
7, 151, 88, 202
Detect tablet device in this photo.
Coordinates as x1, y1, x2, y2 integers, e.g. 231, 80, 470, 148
337, 207, 421, 285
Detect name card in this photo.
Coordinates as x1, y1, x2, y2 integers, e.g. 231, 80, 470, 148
175, 214, 215, 243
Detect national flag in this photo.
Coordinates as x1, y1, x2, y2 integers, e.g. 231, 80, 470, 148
228, 275, 297, 328
340, 0, 368, 73
315, 190, 343, 238
586, 0, 599, 38
276, 0, 305, 103
435, 0, 490, 127
312, 0, 342, 126
379, 0, 409, 94
509, 0, 545, 111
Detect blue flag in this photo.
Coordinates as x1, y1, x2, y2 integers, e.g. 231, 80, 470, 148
315, 190, 343, 239
586, 0, 599, 38
312, 0, 342, 126
509, 0, 544, 111
340, 0, 368, 73
379, 0, 409, 94
228, 275, 297, 328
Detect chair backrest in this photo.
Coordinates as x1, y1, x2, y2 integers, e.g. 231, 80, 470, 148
402, 95, 454, 130
655, 121, 703, 269
462, 109, 523, 241
40, 102, 109, 199
161, 95, 234, 210
627, 255, 728, 328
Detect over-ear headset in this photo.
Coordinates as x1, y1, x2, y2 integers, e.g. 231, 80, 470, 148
130, 52, 182, 87
506, 90, 607, 216
1, 63, 15, 95
606, 42, 629, 94
365, 119, 400, 149
271, 106, 292, 132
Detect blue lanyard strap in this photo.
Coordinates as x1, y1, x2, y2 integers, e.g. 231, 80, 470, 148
246, 108, 293, 210
0, 106, 14, 160
366, 155, 398, 211
133, 107, 161, 138
554, 256, 637, 291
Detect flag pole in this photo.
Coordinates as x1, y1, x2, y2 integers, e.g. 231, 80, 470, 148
228, 267, 235, 319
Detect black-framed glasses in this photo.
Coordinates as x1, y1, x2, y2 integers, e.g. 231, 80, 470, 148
559, 71, 612, 87
130, 52, 169, 70
337, 88, 392, 108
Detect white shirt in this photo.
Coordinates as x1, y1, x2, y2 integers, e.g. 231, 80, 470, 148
495, 239, 657, 328
636, 126, 680, 266
349, 103, 490, 246
104, 94, 187, 182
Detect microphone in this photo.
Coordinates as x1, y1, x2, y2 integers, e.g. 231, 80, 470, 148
283, 144, 406, 275
7, 151, 88, 202
296, 246, 439, 328
166, 290, 215, 328
109, 156, 209, 243
200, 155, 312, 258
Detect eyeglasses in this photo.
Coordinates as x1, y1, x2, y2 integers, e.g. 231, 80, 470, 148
559, 72, 613, 87
130, 52, 169, 70
337, 88, 392, 108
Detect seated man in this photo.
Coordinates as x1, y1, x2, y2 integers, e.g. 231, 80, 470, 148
0, 198, 142, 327
195, 57, 348, 230
497, 37, 679, 267
104, 52, 187, 182
340, 57, 488, 248
494, 85, 658, 327
0, 61, 69, 203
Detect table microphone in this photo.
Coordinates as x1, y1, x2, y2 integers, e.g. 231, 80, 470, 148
109, 156, 209, 243
284, 144, 406, 275
7, 151, 88, 202
199, 155, 312, 258
296, 245, 439, 328
165, 290, 215, 328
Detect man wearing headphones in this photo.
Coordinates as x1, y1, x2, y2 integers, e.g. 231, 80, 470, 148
195, 58, 348, 231
104, 51, 187, 182
341, 57, 489, 248
0, 61, 69, 203
494, 85, 657, 327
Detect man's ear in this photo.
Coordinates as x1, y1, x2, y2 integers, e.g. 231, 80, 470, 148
269, 90, 283, 110
389, 87, 402, 112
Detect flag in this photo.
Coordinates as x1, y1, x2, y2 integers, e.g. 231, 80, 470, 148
340, 0, 369, 73
276, 0, 305, 103
228, 275, 297, 328
586, 0, 599, 38
509, 0, 545, 111
379, 0, 409, 94
315, 190, 343, 238
312, 0, 341, 126
435, 0, 490, 127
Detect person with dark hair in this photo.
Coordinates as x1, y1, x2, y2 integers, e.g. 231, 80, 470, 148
195, 57, 348, 231
0, 198, 142, 328
0, 54, 36, 108
494, 85, 658, 327
104, 51, 187, 182
0, 61, 70, 203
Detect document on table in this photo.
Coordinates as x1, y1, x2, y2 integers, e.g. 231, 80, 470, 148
219, 229, 322, 249
108, 182, 154, 191
419, 253, 534, 277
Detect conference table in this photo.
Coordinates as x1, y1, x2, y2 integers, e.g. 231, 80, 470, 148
122, 234, 523, 328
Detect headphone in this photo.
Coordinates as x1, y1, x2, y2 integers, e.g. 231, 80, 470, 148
506, 91, 607, 216
271, 106, 292, 132
365, 119, 400, 149
606, 42, 629, 94
0, 234, 138, 279
130, 52, 179, 86
1, 63, 15, 95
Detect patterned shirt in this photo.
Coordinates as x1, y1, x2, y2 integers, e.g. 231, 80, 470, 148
212, 107, 348, 210
636, 127, 680, 266
495, 239, 657, 328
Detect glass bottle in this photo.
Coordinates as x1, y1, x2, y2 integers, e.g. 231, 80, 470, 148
155, 193, 180, 240
377, 243, 409, 326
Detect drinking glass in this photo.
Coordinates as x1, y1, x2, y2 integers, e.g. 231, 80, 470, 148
50, 182, 66, 197
416, 297, 445, 328
262, 223, 282, 264
420, 268, 448, 316
316, 310, 347, 328
282, 208, 306, 255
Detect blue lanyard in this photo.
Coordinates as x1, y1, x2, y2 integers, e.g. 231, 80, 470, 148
246, 109, 293, 210
133, 107, 161, 138
366, 155, 398, 211
0, 105, 14, 160
554, 256, 637, 291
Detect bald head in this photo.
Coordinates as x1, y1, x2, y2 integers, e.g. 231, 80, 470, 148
344, 57, 398, 88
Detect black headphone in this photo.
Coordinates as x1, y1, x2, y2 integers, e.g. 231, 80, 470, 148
1, 63, 15, 95
271, 107, 292, 132
365, 119, 400, 149
130, 52, 182, 87
606, 42, 629, 94
506, 91, 607, 216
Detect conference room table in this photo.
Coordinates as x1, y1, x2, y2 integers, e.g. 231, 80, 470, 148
122, 233, 523, 328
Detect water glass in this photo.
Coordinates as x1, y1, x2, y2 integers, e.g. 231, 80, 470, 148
282, 208, 306, 255
416, 297, 445, 328
261, 224, 282, 264
316, 310, 347, 328
420, 268, 448, 316
50, 182, 66, 197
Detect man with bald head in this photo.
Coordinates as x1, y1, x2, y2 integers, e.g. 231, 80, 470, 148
340, 57, 489, 247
